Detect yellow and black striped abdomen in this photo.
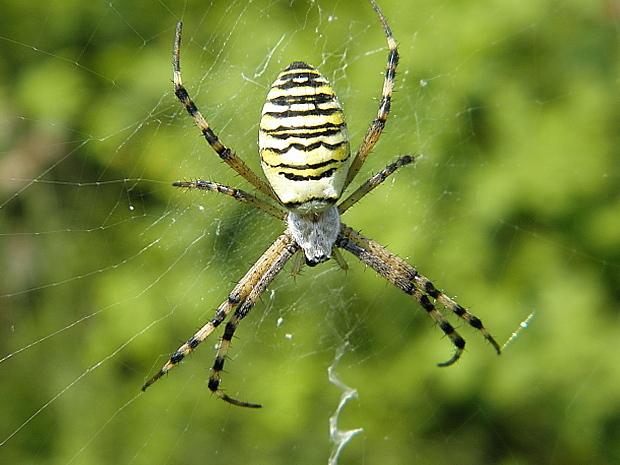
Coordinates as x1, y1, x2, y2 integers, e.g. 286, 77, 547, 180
259, 62, 350, 214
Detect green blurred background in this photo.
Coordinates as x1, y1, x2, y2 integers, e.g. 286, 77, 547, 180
1, 0, 618, 464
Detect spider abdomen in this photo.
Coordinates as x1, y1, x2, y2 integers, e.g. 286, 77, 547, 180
259, 61, 351, 214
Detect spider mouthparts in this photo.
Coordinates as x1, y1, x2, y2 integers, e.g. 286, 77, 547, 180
305, 254, 329, 267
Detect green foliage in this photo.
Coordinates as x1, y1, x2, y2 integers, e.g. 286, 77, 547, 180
1, 1, 618, 464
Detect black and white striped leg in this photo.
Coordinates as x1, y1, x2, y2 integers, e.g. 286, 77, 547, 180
142, 233, 297, 399
208, 238, 298, 407
174, 180, 286, 220
336, 226, 500, 366
173, 22, 278, 202
344, 0, 400, 189
338, 155, 415, 214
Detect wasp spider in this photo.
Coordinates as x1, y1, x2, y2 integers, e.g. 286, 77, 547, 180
143, 0, 501, 408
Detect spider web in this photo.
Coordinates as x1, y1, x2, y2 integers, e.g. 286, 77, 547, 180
1, 1, 619, 464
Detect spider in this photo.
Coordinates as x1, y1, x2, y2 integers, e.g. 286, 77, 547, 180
142, 0, 501, 408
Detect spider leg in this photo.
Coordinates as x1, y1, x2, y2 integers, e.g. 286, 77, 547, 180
338, 155, 415, 214
173, 22, 278, 202
142, 233, 297, 399
174, 180, 286, 220
336, 226, 500, 366
409, 273, 501, 357
343, 0, 399, 190
209, 238, 298, 407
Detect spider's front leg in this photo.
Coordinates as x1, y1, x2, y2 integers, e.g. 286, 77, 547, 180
208, 238, 298, 407
143, 233, 298, 408
336, 226, 501, 366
